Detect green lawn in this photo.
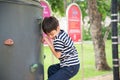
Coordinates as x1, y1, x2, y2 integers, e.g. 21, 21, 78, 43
43, 40, 119, 80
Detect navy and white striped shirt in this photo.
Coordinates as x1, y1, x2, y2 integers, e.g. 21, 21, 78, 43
53, 30, 80, 67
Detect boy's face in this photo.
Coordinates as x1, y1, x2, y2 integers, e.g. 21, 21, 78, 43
46, 26, 60, 40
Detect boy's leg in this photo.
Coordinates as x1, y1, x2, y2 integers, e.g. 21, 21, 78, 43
48, 64, 80, 80
48, 64, 60, 78
48, 68, 70, 80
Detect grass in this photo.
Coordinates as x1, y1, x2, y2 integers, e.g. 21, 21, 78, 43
43, 40, 119, 80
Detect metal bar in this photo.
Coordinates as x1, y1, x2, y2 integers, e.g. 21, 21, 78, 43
111, 0, 119, 80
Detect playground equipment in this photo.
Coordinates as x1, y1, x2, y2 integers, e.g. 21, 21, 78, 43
0, 0, 44, 80
111, 0, 119, 80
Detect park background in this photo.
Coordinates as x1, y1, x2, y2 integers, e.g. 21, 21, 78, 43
42, 0, 120, 80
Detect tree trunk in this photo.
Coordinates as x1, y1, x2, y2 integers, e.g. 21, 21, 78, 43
88, 0, 111, 70
104, 24, 111, 42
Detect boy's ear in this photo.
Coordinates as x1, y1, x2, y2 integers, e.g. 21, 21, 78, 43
57, 26, 60, 30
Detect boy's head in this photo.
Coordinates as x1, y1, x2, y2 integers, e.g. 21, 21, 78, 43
42, 16, 60, 39
42, 16, 59, 34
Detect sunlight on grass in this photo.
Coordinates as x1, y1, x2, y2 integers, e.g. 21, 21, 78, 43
43, 40, 116, 80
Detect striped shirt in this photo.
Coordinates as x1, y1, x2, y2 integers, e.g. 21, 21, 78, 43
53, 30, 80, 67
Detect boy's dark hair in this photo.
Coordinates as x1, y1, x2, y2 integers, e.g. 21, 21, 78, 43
42, 16, 59, 34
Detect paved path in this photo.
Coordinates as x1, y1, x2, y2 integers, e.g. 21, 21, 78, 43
84, 73, 113, 80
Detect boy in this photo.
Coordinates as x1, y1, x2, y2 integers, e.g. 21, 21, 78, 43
41, 16, 80, 80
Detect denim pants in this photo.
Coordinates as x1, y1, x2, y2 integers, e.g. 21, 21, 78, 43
48, 63, 80, 80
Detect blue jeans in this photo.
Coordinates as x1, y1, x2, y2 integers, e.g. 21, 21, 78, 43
48, 63, 80, 80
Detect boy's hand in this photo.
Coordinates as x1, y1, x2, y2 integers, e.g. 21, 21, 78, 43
41, 34, 52, 45
43, 36, 52, 46
41, 37, 45, 43
41, 34, 47, 43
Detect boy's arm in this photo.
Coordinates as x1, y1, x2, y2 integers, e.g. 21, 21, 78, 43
43, 37, 61, 59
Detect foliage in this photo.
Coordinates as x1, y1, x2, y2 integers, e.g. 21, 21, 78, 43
82, 25, 112, 41
82, 27, 91, 40
46, 0, 65, 16
76, 0, 88, 19
97, 0, 111, 20
76, 0, 111, 20
46, 0, 111, 19
102, 26, 111, 40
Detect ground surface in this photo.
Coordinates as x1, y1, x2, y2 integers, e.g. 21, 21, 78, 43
84, 73, 114, 80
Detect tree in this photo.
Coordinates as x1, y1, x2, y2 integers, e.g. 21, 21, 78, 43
46, 0, 65, 16
87, 0, 111, 70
